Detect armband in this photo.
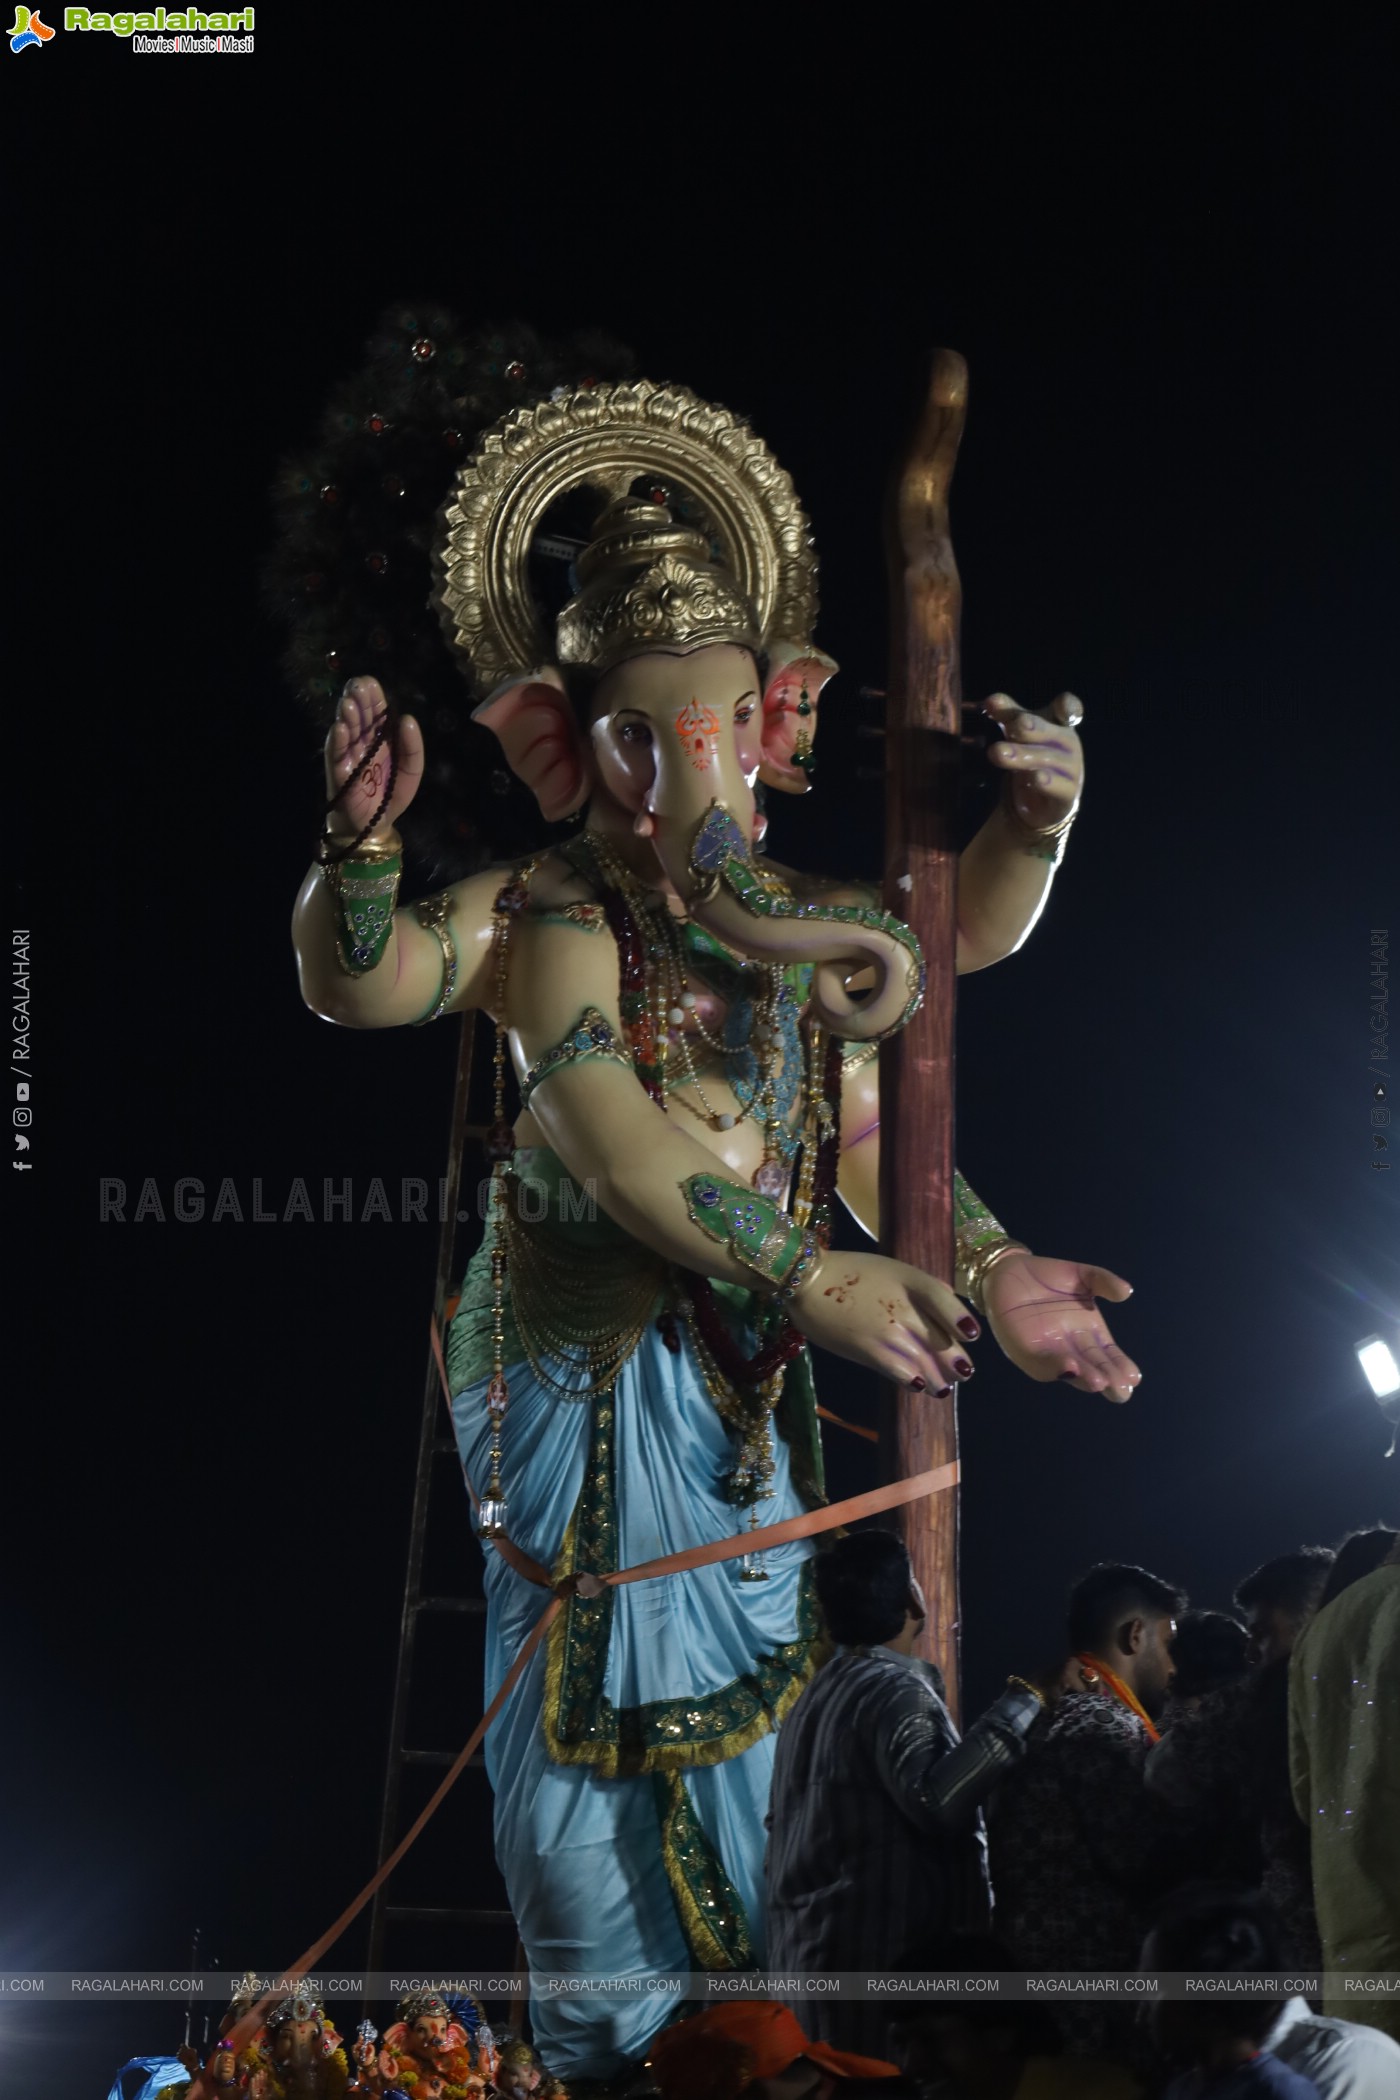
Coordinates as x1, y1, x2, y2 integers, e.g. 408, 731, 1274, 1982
681, 1172, 822, 1299
411, 891, 459, 1025
322, 829, 402, 976
519, 1007, 634, 1109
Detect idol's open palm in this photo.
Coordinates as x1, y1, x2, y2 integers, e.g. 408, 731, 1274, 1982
983, 1250, 1140, 1401
323, 675, 425, 836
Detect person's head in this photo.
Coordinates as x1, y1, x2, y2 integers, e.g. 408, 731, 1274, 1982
1142, 1884, 1288, 2071
1167, 1609, 1250, 1704
1066, 1561, 1186, 1718
1234, 1545, 1335, 1665
1315, 1525, 1399, 1612
648, 1999, 904, 2100
815, 1530, 926, 1653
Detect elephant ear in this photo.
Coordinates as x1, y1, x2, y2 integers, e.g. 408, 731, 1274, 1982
472, 668, 591, 821
759, 645, 838, 793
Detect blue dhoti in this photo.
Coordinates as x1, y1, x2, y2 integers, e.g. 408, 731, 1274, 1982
448, 1153, 822, 2078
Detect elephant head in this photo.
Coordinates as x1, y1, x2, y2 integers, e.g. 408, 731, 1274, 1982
474, 636, 923, 1042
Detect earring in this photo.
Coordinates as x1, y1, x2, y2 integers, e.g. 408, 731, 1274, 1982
793, 667, 815, 775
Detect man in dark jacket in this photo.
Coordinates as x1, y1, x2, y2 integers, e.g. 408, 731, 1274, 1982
1145, 1547, 1336, 1968
764, 1529, 1044, 2059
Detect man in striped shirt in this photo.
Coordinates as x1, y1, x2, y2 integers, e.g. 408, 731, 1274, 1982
764, 1529, 1045, 2060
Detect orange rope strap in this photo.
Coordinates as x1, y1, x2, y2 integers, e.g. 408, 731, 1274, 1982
186, 1325, 955, 2097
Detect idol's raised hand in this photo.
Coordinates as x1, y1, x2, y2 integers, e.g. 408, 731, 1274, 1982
983, 690, 1084, 833
982, 1250, 1141, 1402
323, 675, 425, 837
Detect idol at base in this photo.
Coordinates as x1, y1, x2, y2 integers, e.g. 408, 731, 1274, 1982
289, 370, 1139, 2081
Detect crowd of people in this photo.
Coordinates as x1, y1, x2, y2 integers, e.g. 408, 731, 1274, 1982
141, 1527, 1396, 2100
641, 1522, 1400, 2100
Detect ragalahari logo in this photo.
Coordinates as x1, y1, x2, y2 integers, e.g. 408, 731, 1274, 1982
9, 6, 54, 46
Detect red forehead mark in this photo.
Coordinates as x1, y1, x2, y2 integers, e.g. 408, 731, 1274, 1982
674, 697, 721, 770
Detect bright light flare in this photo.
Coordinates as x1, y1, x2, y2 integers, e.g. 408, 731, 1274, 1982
1356, 1334, 1400, 1398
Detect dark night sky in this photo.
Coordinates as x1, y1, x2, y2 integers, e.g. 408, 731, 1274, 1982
7, 21, 1398, 2093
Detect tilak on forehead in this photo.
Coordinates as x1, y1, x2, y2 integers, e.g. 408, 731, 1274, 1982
674, 696, 723, 768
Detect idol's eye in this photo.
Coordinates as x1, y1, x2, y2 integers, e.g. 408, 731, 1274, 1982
617, 717, 653, 746
734, 701, 756, 726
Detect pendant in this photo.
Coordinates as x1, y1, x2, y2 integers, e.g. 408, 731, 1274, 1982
738, 1551, 770, 1583
752, 1160, 788, 1197
478, 1497, 508, 1538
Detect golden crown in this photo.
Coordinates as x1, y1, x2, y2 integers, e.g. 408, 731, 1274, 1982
432, 379, 819, 696
555, 497, 759, 673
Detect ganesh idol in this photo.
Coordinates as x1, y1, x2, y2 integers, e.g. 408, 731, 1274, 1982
351, 1988, 497, 2097
179, 1977, 349, 2100
287, 352, 1139, 2085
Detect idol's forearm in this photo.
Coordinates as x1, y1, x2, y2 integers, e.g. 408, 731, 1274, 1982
955, 800, 1061, 971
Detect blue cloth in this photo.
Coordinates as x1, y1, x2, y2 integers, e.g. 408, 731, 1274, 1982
105, 2058, 190, 2100
449, 1177, 816, 2081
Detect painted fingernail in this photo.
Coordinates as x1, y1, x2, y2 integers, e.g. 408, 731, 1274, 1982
934, 1384, 955, 1398
956, 1317, 980, 1339
909, 1378, 927, 1391
953, 1358, 974, 1378
1059, 1370, 1079, 1382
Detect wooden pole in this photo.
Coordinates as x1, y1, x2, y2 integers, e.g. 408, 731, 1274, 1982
879, 351, 968, 1717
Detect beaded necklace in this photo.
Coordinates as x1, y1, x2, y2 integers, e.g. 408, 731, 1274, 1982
565, 830, 805, 1193
562, 829, 843, 1367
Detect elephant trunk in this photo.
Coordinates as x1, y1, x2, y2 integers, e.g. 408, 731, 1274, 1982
653, 801, 924, 1044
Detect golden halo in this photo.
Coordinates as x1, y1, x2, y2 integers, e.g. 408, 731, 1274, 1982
432, 380, 820, 696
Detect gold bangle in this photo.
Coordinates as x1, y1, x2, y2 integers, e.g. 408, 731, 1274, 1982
1006, 1673, 1046, 1707
999, 785, 1076, 863
961, 1237, 1028, 1314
